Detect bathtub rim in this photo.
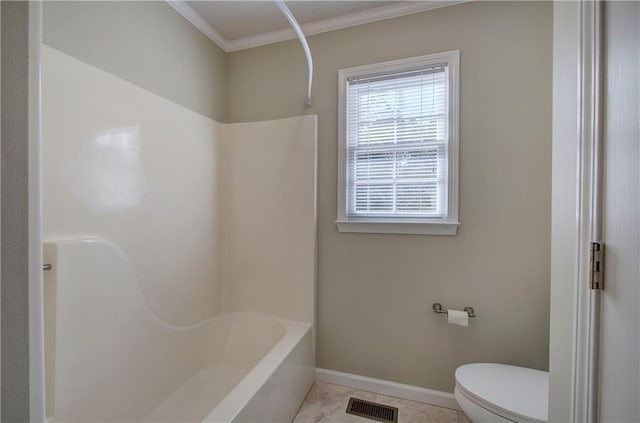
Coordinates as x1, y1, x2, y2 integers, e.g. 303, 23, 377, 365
202, 317, 312, 423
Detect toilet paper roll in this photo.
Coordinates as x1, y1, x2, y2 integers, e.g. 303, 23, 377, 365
448, 310, 469, 327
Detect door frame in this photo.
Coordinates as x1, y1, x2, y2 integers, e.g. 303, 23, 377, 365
549, 1, 603, 422
28, 1, 45, 421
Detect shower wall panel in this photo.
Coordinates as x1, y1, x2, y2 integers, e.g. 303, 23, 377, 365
224, 117, 317, 325
42, 45, 226, 326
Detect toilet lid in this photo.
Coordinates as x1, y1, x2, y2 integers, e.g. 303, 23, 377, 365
455, 363, 548, 423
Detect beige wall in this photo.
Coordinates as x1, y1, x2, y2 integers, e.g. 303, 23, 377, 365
43, 1, 227, 122
2, 2, 31, 419
227, 1, 552, 392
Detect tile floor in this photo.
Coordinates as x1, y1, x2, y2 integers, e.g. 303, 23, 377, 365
293, 381, 471, 423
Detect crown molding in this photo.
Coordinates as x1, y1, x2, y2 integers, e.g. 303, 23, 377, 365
166, 0, 229, 51
167, 0, 468, 53
226, 1, 468, 52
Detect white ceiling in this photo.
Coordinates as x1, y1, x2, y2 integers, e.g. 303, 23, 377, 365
186, 1, 397, 41
170, 0, 465, 52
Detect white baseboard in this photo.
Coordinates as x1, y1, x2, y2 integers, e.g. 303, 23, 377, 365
315, 368, 461, 411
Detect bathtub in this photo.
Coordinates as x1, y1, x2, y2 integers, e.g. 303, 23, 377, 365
146, 313, 313, 423
45, 238, 314, 422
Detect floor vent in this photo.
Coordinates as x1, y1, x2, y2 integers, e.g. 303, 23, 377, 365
346, 397, 398, 423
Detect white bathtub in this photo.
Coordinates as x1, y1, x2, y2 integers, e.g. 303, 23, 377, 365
145, 313, 314, 423
45, 238, 314, 422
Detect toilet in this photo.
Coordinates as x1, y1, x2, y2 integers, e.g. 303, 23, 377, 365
454, 363, 549, 423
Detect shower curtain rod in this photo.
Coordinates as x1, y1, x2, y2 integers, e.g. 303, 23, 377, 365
274, 0, 313, 107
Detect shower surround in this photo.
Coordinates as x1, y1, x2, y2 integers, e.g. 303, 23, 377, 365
42, 45, 317, 422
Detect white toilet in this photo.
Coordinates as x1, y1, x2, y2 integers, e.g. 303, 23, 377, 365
454, 363, 549, 423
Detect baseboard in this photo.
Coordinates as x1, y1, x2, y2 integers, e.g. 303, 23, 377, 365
315, 368, 461, 411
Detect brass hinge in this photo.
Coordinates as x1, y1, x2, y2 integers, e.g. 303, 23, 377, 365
589, 242, 604, 290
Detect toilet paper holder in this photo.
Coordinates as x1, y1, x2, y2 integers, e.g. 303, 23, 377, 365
432, 303, 476, 318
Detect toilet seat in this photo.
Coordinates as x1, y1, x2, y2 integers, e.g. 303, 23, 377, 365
455, 363, 548, 423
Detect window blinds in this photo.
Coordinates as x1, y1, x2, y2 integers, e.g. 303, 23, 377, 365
346, 64, 449, 218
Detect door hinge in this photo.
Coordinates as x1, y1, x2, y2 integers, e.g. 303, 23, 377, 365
589, 242, 604, 290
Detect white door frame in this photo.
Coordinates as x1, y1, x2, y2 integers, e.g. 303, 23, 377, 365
549, 1, 604, 422
28, 1, 45, 421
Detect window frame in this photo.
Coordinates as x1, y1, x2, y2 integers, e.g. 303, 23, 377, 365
336, 51, 460, 235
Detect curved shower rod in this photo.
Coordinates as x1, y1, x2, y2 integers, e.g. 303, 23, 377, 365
274, 0, 313, 107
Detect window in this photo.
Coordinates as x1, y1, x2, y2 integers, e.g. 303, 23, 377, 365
336, 51, 460, 235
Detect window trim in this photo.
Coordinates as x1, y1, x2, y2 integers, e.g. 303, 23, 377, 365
336, 51, 460, 235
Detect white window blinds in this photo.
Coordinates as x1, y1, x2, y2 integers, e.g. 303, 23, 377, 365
346, 64, 449, 218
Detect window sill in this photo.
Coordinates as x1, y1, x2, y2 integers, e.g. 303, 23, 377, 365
335, 219, 460, 235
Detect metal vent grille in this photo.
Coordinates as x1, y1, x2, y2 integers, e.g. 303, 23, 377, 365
346, 397, 398, 423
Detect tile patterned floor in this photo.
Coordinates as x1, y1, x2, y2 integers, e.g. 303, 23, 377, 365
293, 381, 470, 423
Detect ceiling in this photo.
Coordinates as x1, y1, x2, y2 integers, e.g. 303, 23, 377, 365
170, 1, 465, 52
186, 1, 397, 41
